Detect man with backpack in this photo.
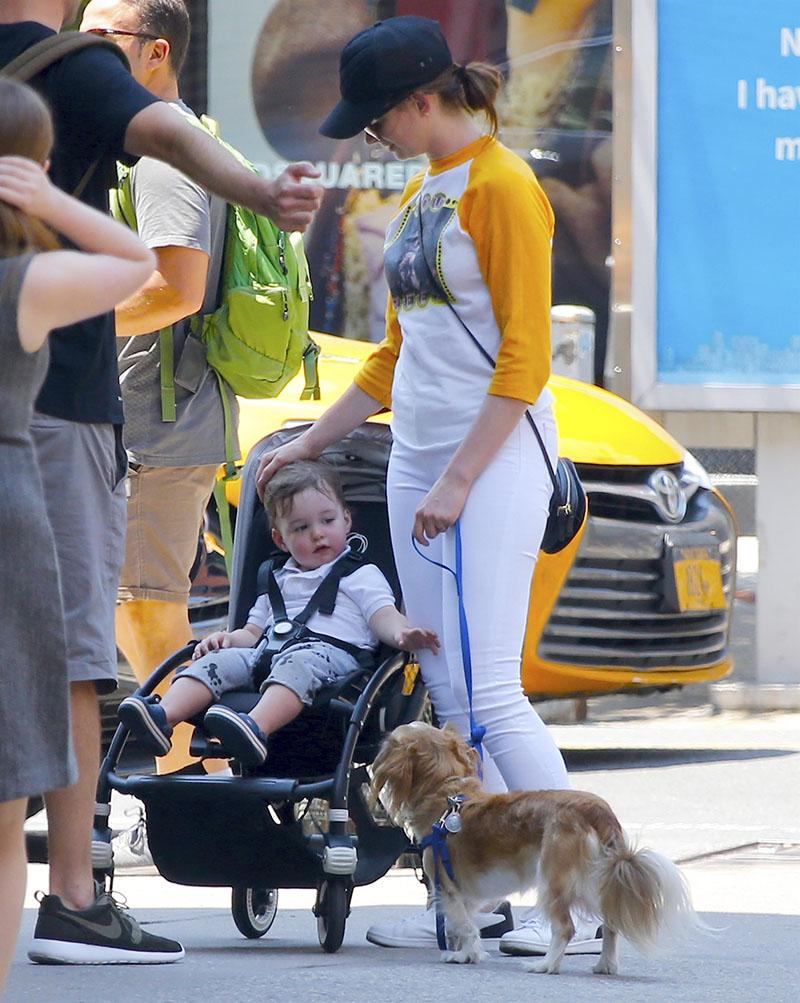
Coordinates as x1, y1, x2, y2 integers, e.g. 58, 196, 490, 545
0, 0, 322, 967
81, 0, 233, 782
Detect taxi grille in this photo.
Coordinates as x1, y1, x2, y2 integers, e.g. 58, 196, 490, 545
538, 478, 735, 671
540, 556, 732, 669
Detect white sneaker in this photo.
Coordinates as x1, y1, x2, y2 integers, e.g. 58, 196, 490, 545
499, 907, 603, 956
111, 810, 157, 875
366, 901, 514, 948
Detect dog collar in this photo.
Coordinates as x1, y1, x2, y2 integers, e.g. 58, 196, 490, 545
439, 793, 468, 834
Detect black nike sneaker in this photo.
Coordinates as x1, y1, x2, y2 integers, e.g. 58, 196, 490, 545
28, 885, 184, 964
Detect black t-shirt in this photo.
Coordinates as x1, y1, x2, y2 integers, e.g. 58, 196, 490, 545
0, 22, 159, 424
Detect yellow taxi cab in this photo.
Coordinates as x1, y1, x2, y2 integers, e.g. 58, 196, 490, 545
212, 333, 735, 701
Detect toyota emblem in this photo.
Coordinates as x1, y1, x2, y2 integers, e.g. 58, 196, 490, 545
648, 469, 687, 523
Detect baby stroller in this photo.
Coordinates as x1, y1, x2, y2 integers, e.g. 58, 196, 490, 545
94, 422, 426, 952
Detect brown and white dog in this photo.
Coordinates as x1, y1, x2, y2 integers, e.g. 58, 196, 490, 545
372, 721, 704, 974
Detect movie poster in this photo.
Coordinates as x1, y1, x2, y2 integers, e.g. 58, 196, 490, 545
209, 0, 612, 381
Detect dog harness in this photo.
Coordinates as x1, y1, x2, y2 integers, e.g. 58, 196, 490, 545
251, 550, 374, 685
418, 794, 468, 950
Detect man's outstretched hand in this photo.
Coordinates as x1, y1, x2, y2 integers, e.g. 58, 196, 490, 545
263, 162, 323, 232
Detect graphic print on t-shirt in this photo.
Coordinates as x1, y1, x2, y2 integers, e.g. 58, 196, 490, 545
384, 192, 457, 311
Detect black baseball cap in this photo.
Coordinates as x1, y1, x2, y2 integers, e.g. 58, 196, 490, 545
319, 16, 453, 139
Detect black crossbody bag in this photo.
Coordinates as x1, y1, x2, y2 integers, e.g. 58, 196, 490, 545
416, 205, 587, 554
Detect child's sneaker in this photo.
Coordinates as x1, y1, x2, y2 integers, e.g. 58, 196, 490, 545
117, 696, 173, 756
203, 705, 268, 767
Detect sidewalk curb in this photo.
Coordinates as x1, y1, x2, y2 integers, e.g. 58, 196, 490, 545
711, 682, 800, 712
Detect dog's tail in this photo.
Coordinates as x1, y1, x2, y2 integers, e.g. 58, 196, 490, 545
597, 839, 707, 953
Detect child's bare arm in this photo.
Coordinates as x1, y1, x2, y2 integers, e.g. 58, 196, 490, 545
193, 624, 262, 659
369, 606, 440, 654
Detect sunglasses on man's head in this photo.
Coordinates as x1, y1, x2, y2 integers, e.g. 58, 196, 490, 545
85, 28, 159, 41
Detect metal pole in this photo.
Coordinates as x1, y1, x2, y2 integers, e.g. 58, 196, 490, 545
606, 0, 633, 400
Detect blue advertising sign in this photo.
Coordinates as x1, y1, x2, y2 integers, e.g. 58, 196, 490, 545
656, 0, 800, 389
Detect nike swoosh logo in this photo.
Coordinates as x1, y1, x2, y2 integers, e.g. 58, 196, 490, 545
75, 904, 142, 944
74, 913, 124, 940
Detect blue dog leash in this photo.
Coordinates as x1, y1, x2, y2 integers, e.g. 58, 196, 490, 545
412, 519, 484, 949
411, 519, 486, 763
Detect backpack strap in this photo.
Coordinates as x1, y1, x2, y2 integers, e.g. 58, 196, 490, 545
2, 33, 131, 199
300, 339, 321, 401
210, 369, 241, 577
159, 328, 177, 422
0, 31, 130, 82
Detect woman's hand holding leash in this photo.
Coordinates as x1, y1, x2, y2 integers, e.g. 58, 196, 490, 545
412, 472, 470, 545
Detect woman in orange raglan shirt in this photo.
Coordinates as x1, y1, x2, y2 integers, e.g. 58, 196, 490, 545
256, 15, 602, 956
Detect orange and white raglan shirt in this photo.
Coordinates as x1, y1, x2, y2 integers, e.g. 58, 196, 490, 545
354, 134, 555, 457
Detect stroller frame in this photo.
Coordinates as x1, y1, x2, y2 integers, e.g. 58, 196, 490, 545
94, 424, 425, 952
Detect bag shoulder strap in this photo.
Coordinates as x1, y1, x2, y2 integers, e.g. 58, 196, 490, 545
415, 198, 561, 496
1, 31, 130, 81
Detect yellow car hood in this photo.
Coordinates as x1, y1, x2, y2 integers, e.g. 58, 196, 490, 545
550, 375, 683, 467
236, 333, 684, 472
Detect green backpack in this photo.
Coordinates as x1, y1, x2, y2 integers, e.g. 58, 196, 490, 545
189, 116, 319, 405
112, 113, 320, 423
111, 114, 320, 564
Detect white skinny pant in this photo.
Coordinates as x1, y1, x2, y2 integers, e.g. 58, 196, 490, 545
386, 413, 570, 794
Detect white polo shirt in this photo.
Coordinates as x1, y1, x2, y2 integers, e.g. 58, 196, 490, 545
246, 548, 396, 650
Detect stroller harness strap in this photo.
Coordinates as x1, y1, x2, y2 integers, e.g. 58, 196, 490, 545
261, 551, 364, 626
252, 551, 372, 675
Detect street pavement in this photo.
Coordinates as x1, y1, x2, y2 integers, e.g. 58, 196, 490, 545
8, 693, 800, 1002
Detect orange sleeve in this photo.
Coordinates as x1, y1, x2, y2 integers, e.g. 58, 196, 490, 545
459, 151, 554, 403
352, 292, 403, 409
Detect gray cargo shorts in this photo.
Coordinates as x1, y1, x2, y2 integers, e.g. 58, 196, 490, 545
30, 414, 127, 694
177, 640, 363, 706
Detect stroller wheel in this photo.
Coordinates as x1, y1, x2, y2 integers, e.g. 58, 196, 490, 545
315, 879, 350, 953
231, 886, 278, 939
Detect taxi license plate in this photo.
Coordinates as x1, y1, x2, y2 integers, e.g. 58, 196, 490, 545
663, 542, 726, 612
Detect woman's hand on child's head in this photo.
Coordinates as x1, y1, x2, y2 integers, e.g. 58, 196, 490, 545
256, 434, 315, 500
192, 631, 231, 659
394, 626, 440, 655
0, 156, 58, 219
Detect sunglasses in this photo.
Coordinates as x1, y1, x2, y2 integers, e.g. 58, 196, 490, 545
85, 28, 159, 42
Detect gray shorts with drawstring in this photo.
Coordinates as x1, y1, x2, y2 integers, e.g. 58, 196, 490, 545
175, 640, 363, 706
